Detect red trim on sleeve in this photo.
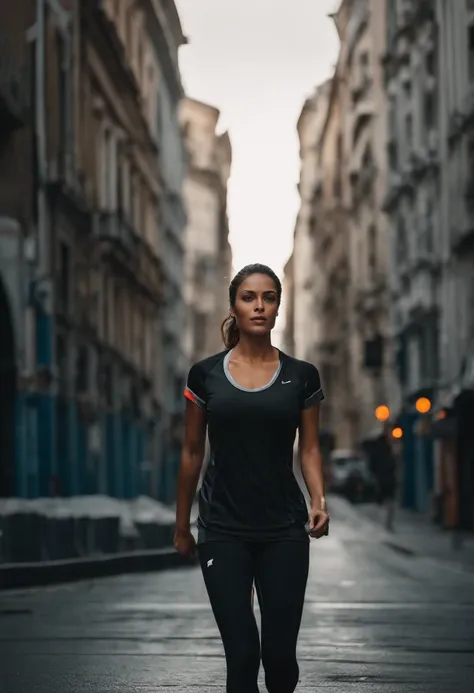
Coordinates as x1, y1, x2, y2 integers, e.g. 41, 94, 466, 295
184, 387, 196, 404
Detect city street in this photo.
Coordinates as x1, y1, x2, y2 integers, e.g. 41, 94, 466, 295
0, 500, 473, 692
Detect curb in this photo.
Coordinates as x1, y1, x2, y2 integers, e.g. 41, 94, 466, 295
0, 547, 197, 591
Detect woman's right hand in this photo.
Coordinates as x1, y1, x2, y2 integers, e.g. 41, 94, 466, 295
174, 527, 197, 558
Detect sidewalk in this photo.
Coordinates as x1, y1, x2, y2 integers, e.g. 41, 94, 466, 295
351, 499, 474, 573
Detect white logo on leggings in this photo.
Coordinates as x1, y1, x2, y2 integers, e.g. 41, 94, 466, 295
207, 558, 214, 567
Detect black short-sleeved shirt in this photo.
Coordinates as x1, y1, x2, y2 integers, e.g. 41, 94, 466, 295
184, 348, 324, 543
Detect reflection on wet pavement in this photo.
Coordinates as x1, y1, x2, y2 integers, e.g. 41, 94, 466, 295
0, 502, 473, 692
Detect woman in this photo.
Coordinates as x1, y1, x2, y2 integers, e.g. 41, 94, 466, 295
174, 263, 329, 693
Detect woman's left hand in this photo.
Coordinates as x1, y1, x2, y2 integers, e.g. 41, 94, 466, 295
308, 507, 329, 538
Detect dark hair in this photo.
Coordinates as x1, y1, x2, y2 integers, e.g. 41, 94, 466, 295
220, 263, 282, 349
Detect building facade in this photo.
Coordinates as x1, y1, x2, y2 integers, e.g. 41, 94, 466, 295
313, 34, 354, 450
383, 0, 440, 413
286, 0, 396, 451
141, 0, 188, 502
292, 81, 332, 365
434, 0, 474, 529
281, 253, 295, 355
0, 0, 189, 500
342, 0, 396, 443
180, 97, 232, 365
0, 1, 32, 498
382, 0, 441, 511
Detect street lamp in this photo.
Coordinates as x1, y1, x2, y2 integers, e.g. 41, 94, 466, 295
375, 404, 390, 422
415, 397, 431, 414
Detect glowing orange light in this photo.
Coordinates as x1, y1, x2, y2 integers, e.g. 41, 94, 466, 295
375, 405, 390, 422
435, 409, 447, 420
415, 397, 432, 414
392, 427, 403, 439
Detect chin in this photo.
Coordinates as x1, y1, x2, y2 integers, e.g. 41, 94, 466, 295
248, 324, 272, 335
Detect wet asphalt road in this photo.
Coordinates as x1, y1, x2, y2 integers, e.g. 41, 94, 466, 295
0, 500, 473, 693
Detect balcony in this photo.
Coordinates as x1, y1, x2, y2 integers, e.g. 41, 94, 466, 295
383, 168, 414, 212
355, 273, 386, 317
94, 210, 164, 303
93, 210, 137, 255
46, 157, 92, 230
451, 177, 474, 253
350, 161, 377, 204
448, 86, 474, 145
413, 246, 440, 273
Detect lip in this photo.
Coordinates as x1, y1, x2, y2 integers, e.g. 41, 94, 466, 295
251, 317, 267, 322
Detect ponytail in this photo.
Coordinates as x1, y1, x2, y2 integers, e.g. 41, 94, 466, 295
221, 313, 240, 349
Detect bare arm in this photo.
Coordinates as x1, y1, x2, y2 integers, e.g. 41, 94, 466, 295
299, 403, 325, 506
175, 400, 207, 533
299, 403, 329, 537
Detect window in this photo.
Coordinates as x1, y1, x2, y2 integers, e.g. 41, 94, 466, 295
117, 142, 124, 213
405, 113, 413, 147
75, 345, 89, 395
425, 198, 434, 252
156, 90, 163, 140
367, 225, 377, 281
423, 91, 436, 130
425, 50, 435, 77
56, 332, 69, 394
396, 219, 408, 264
56, 30, 70, 175
100, 127, 116, 210
131, 173, 141, 231
57, 241, 71, 314
388, 141, 398, 170
469, 25, 474, 82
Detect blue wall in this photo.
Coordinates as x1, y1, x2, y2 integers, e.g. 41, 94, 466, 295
14, 395, 156, 499
11, 307, 172, 500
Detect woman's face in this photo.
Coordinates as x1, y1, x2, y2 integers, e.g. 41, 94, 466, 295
232, 273, 279, 338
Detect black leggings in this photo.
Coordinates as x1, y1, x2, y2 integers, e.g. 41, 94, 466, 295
199, 539, 309, 693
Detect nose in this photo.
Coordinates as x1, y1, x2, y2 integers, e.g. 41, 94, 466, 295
255, 297, 264, 312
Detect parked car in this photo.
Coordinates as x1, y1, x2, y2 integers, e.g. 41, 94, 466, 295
328, 449, 377, 503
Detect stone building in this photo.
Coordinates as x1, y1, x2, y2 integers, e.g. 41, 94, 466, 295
340, 0, 395, 442
0, 0, 188, 500
433, 0, 474, 529
141, 0, 188, 501
291, 80, 332, 365
286, 0, 396, 449
0, 1, 31, 497
281, 253, 295, 356
383, 0, 440, 420
436, 0, 474, 402
180, 97, 232, 365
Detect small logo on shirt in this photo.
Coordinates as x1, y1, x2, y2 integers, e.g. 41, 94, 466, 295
281, 380, 291, 384
207, 558, 214, 567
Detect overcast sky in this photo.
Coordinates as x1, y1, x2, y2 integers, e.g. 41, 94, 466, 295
175, 0, 340, 339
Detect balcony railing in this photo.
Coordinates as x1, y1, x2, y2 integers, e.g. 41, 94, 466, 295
93, 210, 138, 255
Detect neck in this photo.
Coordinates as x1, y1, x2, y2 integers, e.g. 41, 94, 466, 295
232, 334, 276, 361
